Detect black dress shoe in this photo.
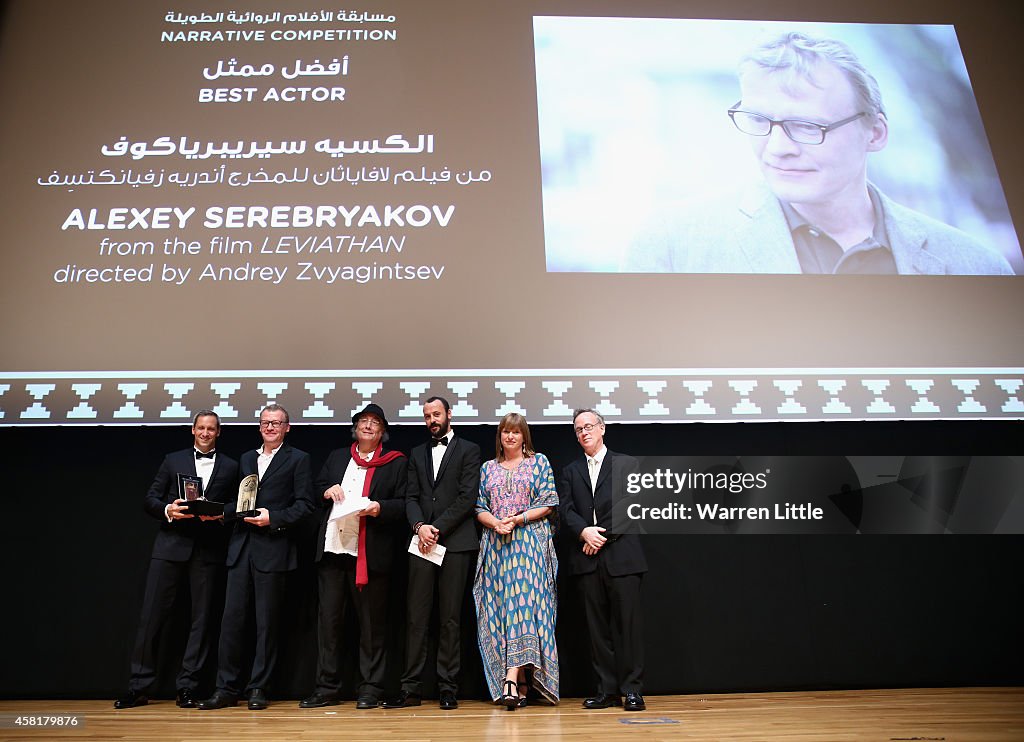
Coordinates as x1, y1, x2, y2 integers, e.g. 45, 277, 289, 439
439, 690, 458, 710
382, 691, 422, 708
299, 692, 340, 709
248, 688, 268, 710
356, 696, 380, 709
582, 693, 622, 709
176, 688, 197, 708
113, 690, 149, 709
624, 692, 646, 711
197, 691, 238, 710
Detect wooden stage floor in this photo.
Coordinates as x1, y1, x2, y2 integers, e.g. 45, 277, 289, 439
0, 687, 1021, 741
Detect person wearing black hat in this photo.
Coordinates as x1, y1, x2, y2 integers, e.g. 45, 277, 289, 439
299, 403, 407, 710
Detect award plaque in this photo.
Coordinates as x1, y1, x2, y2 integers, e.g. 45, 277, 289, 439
176, 473, 225, 516
235, 474, 259, 518
177, 473, 203, 501
181, 499, 225, 516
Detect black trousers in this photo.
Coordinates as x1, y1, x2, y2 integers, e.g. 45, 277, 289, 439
214, 542, 287, 696
399, 549, 474, 695
127, 556, 220, 693
580, 556, 644, 695
313, 553, 390, 700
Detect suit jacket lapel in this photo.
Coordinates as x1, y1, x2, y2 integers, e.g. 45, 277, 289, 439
424, 444, 436, 489
259, 444, 290, 484
594, 450, 612, 492
208, 453, 221, 483
205, 454, 228, 501
593, 451, 614, 521
878, 186, 944, 274
434, 437, 457, 484
575, 459, 595, 521
738, 185, 803, 273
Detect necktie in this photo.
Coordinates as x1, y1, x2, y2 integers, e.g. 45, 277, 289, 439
588, 457, 599, 524
195, 450, 215, 459
432, 437, 448, 447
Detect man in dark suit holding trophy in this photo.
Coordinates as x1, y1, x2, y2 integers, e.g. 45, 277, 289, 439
114, 410, 238, 709
198, 404, 315, 711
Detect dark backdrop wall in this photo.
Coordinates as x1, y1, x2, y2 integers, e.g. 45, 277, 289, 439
0, 420, 1021, 700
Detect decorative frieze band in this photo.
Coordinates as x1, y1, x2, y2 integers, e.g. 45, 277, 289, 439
1, 369, 1021, 425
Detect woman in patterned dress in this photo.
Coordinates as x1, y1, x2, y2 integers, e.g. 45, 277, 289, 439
473, 413, 559, 710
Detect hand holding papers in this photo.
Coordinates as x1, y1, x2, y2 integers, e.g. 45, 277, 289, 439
328, 494, 373, 520
323, 490, 373, 555
408, 534, 446, 566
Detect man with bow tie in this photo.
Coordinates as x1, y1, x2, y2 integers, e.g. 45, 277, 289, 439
114, 410, 239, 710
383, 396, 481, 710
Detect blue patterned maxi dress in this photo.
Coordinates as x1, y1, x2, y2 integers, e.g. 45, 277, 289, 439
473, 454, 560, 703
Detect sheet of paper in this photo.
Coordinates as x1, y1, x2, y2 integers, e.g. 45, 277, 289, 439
327, 495, 372, 521
408, 534, 446, 566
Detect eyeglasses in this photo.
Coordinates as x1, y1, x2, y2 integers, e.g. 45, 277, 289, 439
356, 416, 383, 428
259, 420, 286, 429
728, 103, 868, 145
574, 423, 602, 435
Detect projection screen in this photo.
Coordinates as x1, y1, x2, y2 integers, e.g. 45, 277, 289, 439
0, 0, 1022, 425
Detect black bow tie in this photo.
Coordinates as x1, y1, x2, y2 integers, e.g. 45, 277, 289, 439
432, 437, 448, 447
195, 450, 215, 459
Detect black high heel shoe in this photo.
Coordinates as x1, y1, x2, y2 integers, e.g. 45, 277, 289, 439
517, 682, 528, 708
501, 680, 518, 711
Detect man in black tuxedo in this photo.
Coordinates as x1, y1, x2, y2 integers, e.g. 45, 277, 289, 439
558, 408, 647, 712
300, 403, 407, 710
198, 404, 315, 711
383, 396, 481, 710
114, 410, 238, 709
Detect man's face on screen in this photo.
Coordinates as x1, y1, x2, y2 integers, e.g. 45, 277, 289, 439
737, 61, 885, 209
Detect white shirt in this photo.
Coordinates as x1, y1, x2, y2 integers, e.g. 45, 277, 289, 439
324, 449, 373, 556
257, 443, 283, 481
431, 429, 454, 478
194, 449, 216, 491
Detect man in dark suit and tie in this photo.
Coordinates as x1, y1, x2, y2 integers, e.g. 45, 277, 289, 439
383, 396, 481, 710
558, 408, 647, 711
198, 404, 316, 711
299, 403, 407, 710
114, 410, 239, 709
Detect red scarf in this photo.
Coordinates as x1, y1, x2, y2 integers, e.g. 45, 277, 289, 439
351, 442, 405, 588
